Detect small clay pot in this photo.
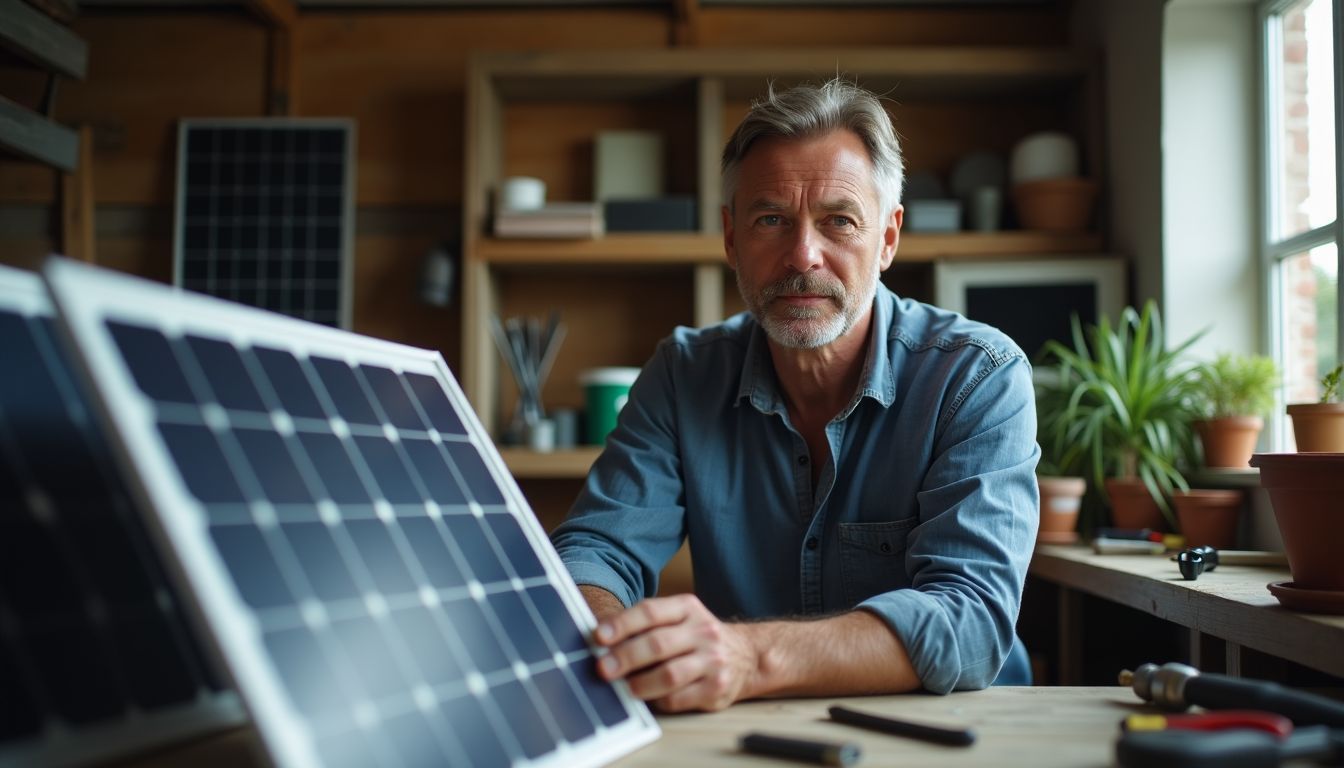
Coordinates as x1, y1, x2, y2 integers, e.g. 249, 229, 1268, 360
1104, 477, 1166, 532
1173, 489, 1243, 550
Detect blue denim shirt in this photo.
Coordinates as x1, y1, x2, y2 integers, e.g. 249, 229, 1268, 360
551, 286, 1040, 693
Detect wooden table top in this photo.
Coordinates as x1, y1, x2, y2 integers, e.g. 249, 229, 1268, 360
617, 686, 1141, 767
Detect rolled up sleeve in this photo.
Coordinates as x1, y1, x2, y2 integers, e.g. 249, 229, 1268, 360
859, 353, 1039, 693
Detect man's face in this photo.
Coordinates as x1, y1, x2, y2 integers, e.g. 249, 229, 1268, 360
723, 130, 901, 350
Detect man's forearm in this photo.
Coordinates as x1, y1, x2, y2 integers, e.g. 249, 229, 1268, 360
579, 584, 627, 621
737, 609, 921, 699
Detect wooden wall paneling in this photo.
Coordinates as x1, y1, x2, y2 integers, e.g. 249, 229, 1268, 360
351, 232, 461, 370
296, 10, 671, 207
244, 0, 297, 29
267, 27, 296, 116
695, 6, 1070, 48
95, 231, 173, 284
56, 14, 270, 207
0, 238, 54, 272
672, 0, 700, 47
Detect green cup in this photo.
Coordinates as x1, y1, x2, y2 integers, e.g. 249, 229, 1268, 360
581, 367, 641, 446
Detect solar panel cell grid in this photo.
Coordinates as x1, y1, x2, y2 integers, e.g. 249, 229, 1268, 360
175, 121, 353, 328
0, 266, 241, 767
44, 258, 657, 767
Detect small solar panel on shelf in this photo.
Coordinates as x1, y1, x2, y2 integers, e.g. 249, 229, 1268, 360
175, 120, 355, 329
43, 258, 659, 768
0, 264, 242, 768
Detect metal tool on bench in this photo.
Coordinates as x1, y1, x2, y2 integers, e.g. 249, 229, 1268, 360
1117, 663, 1344, 766
1120, 663, 1344, 728
1175, 546, 1290, 581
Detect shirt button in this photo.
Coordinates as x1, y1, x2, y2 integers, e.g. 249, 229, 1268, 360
797, 455, 809, 466
806, 537, 819, 550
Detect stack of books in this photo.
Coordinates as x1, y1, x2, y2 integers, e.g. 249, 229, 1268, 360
494, 203, 604, 239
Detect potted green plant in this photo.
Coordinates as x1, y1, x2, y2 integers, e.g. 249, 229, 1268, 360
1036, 301, 1203, 532
1191, 353, 1279, 468
1287, 363, 1344, 452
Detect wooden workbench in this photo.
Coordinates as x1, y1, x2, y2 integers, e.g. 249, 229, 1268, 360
1029, 544, 1344, 681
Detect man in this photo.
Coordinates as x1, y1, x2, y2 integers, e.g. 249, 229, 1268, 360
550, 78, 1039, 713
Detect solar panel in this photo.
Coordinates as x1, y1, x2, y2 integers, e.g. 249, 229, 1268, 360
43, 257, 659, 768
174, 119, 356, 329
0, 264, 243, 768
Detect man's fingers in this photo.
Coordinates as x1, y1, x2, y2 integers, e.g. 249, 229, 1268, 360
599, 624, 697, 681
594, 594, 696, 646
623, 651, 706, 702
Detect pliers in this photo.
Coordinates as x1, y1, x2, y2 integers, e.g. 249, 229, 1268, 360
1123, 710, 1294, 739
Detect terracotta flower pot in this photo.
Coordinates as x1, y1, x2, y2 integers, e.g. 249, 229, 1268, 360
1011, 177, 1098, 231
1286, 403, 1344, 452
1249, 453, 1344, 591
1195, 416, 1263, 469
1104, 477, 1166, 531
1172, 489, 1243, 549
1037, 475, 1085, 543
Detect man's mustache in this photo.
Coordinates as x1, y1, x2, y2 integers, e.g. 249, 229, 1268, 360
759, 273, 844, 305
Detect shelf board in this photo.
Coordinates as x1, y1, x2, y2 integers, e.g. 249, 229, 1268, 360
478, 234, 724, 266
0, 0, 87, 79
476, 231, 1102, 267
896, 231, 1105, 261
0, 94, 78, 171
499, 446, 601, 479
481, 47, 1089, 100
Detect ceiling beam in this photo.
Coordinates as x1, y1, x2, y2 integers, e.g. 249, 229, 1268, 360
245, 0, 297, 29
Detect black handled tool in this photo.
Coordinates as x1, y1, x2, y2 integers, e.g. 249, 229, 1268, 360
1121, 662, 1344, 728
827, 705, 975, 746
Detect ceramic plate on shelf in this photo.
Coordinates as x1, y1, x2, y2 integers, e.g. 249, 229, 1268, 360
1267, 581, 1344, 615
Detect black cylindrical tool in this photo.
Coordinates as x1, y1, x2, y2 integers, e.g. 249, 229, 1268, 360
1121, 662, 1344, 728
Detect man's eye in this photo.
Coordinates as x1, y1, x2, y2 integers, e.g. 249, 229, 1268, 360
831, 215, 855, 228
757, 215, 782, 227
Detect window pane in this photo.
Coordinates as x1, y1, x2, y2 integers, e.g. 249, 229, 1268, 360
1273, 0, 1337, 240
1281, 243, 1339, 408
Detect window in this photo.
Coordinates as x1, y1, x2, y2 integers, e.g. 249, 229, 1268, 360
1262, 0, 1342, 446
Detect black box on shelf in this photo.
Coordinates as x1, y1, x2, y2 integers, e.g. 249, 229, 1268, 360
603, 197, 697, 232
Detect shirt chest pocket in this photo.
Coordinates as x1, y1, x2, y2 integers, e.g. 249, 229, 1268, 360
837, 518, 917, 608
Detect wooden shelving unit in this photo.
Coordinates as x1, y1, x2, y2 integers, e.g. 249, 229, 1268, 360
463, 47, 1105, 477
498, 446, 602, 479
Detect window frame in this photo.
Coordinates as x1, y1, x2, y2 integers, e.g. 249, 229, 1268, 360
1259, 0, 1344, 447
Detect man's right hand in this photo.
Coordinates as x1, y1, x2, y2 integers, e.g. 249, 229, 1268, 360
576, 588, 763, 713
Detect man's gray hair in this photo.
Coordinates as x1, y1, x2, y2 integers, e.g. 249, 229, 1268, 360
721, 77, 904, 217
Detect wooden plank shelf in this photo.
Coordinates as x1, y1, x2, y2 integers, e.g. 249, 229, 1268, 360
477, 231, 1104, 267
499, 446, 601, 479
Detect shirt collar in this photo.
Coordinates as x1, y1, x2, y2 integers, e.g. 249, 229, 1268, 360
736, 287, 898, 416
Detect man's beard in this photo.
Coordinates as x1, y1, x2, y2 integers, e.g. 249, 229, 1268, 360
739, 267, 877, 350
